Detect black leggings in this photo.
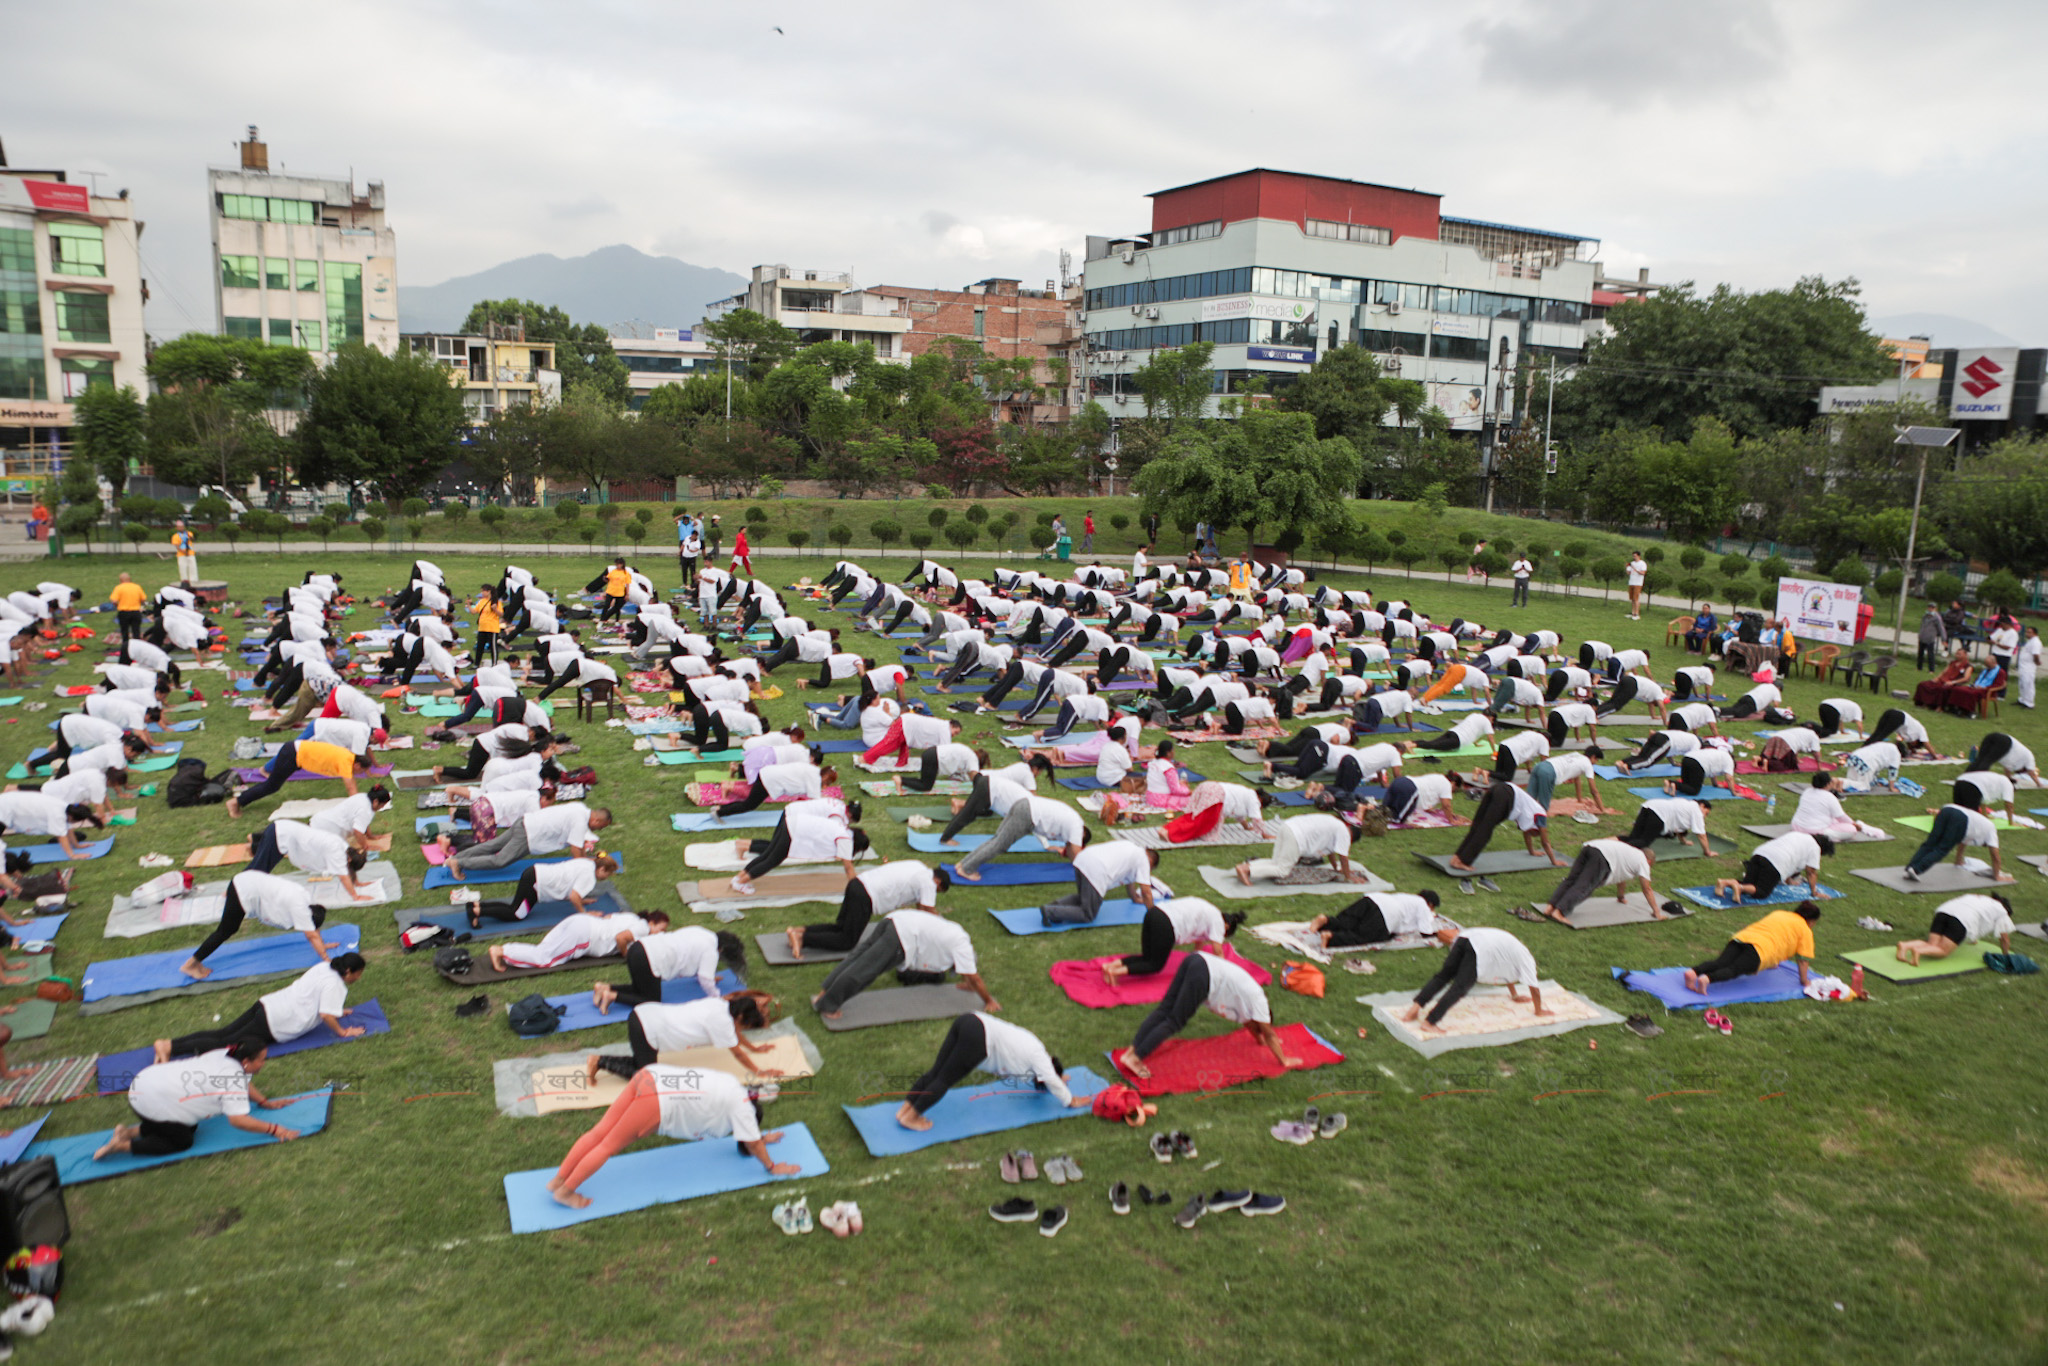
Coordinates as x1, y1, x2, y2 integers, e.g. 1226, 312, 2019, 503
1815, 702, 1845, 738
234, 742, 303, 811
901, 749, 946, 794
604, 942, 666, 1011
939, 776, 993, 841
474, 867, 544, 924
129, 1115, 199, 1157
744, 817, 793, 880
1969, 732, 2015, 774
691, 706, 732, 752
597, 1009, 660, 1080
1412, 936, 1479, 1026
800, 881, 874, 954
1691, 939, 1761, 983
1620, 808, 1669, 850
716, 779, 770, 818
190, 885, 250, 965
1453, 782, 1517, 865
600, 594, 627, 622
1119, 906, 1177, 976
1323, 896, 1390, 948
1739, 854, 1783, 899
168, 1002, 277, 1056
906, 1011, 988, 1114
1132, 953, 1211, 1058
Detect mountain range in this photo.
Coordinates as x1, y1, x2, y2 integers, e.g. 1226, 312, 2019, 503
1865, 312, 2023, 348
399, 245, 747, 335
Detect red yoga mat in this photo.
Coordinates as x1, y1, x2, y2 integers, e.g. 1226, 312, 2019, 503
1111, 1022, 1342, 1097
1050, 945, 1271, 1009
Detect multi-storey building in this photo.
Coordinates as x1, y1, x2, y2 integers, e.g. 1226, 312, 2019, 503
401, 325, 560, 424
608, 325, 719, 410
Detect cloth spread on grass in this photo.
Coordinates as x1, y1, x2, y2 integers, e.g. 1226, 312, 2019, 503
1109, 1022, 1342, 1097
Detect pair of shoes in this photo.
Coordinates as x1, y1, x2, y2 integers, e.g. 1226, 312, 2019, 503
987, 1199, 1067, 1237
1317, 1113, 1348, 1139
1458, 878, 1476, 896
1703, 1008, 1733, 1036
1476, 876, 1502, 893
772, 1198, 813, 1235
1136, 1183, 1171, 1206
818, 1201, 863, 1237
1269, 1121, 1314, 1145
1000, 1149, 1039, 1183
1045, 1154, 1083, 1185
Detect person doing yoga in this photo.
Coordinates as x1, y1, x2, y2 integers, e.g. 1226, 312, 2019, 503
1098, 895, 1246, 986
1113, 951, 1294, 1080
896, 1014, 1090, 1132
1683, 903, 1819, 995
1400, 926, 1548, 1035
548, 1067, 798, 1210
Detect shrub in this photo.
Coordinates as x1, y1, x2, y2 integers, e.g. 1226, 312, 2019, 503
1873, 568, 1903, 599
1391, 542, 1427, 577
927, 507, 949, 529
579, 526, 598, 547
1490, 538, 1515, 556
307, 516, 334, 549
1558, 556, 1586, 591
1643, 546, 1665, 565
786, 529, 812, 555
1679, 546, 1707, 572
1477, 551, 1511, 578
1644, 567, 1674, 596
1525, 541, 1551, 561
1976, 569, 2027, 611
829, 524, 854, 551
907, 530, 934, 552
1679, 575, 1712, 606
325, 502, 353, 524
124, 523, 149, 552
1417, 483, 1448, 518
1589, 555, 1625, 597
361, 518, 385, 543
220, 523, 242, 553
479, 505, 506, 533
1385, 528, 1407, 548
1455, 528, 1480, 549
1721, 582, 1753, 607
408, 518, 426, 543
1563, 541, 1590, 560
1925, 571, 1964, 605
635, 507, 655, 525
946, 523, 978, 551
401, 497, 429, 519
554, 501, 582, 523
191, 494, 232, 525
1757, 554, 1791, 583
1719, 554, 1750, 579
923, 483, 947, 500
965, 503, 988, 526
1829, 556, 1870, 589
625, 521, 647, 547
1109, 513, 1129, 532
746, 505, 767, 523
1436, 546, 1464, 577
1355, 532, 1391, 569
871, 519, 903, 549
598, 503, 624, 523
441, 502, 468, 524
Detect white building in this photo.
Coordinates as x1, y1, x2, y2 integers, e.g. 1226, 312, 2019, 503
0, 161, 148, 456
1080, 168, 1615, 427
608, 324, 719, 409
208, 128, 396, 358
706, 265, 910, 358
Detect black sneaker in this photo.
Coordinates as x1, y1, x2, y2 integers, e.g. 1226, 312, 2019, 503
454, 994, 488, 1018
988, 1198, 1037, 1223
1039, 1205, 1068, 1238
1207, 1189, 1252, 1211
1136, 1184, 1169, 1206
1170, 1130, 1198, 1159
1174, 1194, 1208, 1229
1240, 1193, 1287, 1216
1109, 1181, 1130, 1215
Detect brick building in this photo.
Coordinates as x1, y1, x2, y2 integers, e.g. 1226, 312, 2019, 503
851, 279, 1083, 424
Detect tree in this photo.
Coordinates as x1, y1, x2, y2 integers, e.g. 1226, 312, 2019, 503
1590, 555, 1625, 599
72, 385, 146, 500
828, 524, 853, 554
1679, 546, 1707, 572
1720, 554, 1751, 580
307, 516, 334, 551
1131, 343, 1215, 426
1279, 345, 1399, 454
1558, 557, 1586, 593
1829, 556, 1870, 589
1391, 540, 1427, 577
460, 299, 629, 406
1721, 582, 1752, 608
786, 528, 812, 556
1549, 276, 1894, 441
1000, 423, 1083, 496
1933, 436, 2048, 580
1925, 571, 1964, 606
1977, 569, 2027, 612
871, 519, 903, 551
697, 309, 798, 385
927, 507, 950, 529
1133, 408, 1359, 556
687, 419, 795, 499
1436, 546, 1464, 579
219, 522, 241, 555
1758, 554, 1791, 585
1416, 482, 1449, 519
1355, 532, 1390, 570
945, 523, 978, 552
1679, 576, 1712, 608
297, 344, 465, 500
479, 504, 507, 552
926, 416, 1004, 494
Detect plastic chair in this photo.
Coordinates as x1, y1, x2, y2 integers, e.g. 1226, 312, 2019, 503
576, 679, 618, 722
1863, 654, 1895, 695
1805, 644, 1840, 682
1979, 672, 2007, 718
1666, 616, 1695, 648
1831, 649, 1869, 687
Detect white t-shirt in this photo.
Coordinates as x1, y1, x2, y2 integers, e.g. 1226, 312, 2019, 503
1691, 748, 1736, 780
1993, 739, 2037, 775
1755, 831, 1824, 880
41, 767, 105, 809
899, 713, 952, 750
637, 926, 722, 994
1464, 926, 1539, 986
651, 1066, 759, 1143
1096, 745, 1133, 786
859, 860, 938, 913
1553, 702, 1597, 730
130, 1049, 250, 1125
1287, 813, 1353, 862
1027, 798, 1085, 849
1671, 703, 1718, 732
1643, 798, 1706, 837
761, 763, 823, 801
1943, 804, 2001, 849
1791, 785, 1850, 834
1217, 783, 1265, 822
1587, 838, 1651, 886
975, 1014, 1070, 1104
1201, 954, 1271, 1025
1625, 559, 1646, 586
1373, 893, 1440, 936
1940, 894, 2015, 942
1959, 770, 2016, 806
533, 858, 599, 902
1449, 714, 1494, 745
523, 802, 594, 855
1072, 840, 1150, 894
1544, 752, 1595, 785
1741, 683, 1782, 711
786, 808, 853, 863
1500, 730, 1549, 764
1774, 728, 1822, 755
311, 718, 372, 754
273, 819, 351, 878
260, 962, 349, 1041
985, 774, 1031, 816
637, 996, 737, 1052
230, 870, 316, 932
1159, 896, 1227, 945
887, 909, 977, 974
311, 792, 376, 840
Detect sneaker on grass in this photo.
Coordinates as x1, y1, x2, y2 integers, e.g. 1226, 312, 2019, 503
989, 1199, 1038, 1223
1174, 1194, 1208, 1229
1109, 1181, 1130, 1215
1241, 1194, 1287, 1216
1039, 1206, 1068, 1238
1207, 1189, 1252, 1211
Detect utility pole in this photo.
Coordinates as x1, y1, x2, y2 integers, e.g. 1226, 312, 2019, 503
1891, 425, 1961, 644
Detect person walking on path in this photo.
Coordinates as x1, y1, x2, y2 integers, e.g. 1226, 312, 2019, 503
730, 523, 752, 577
172, 520, 198, 587
1625, 551, 1648, 620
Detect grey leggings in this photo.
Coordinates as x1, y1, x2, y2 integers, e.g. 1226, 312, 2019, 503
1544, 845, 1614, 918
955, 801, 1034, 876
1039, 877, 1107, 926
455, 822, 532, 871
1132, 953, 1211, 1058
814, 920, 905, 1014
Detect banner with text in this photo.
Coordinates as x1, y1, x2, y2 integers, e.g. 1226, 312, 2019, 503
1775, 577, 1862, 646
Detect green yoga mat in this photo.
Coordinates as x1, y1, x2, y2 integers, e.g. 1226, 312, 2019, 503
2, 998, 56, 1042
1415, 742, 1498, 760
651, 748, 744, 766
1841, 942, 1992, 982
1894, 814, 2018, 832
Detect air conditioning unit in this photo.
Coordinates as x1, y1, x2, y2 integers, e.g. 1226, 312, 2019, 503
1120, 248, 1135, 264
1114, 394, 1129, 404
1144, 307, 1159, 320
1130, 304, 1142, 315
1385, 300, 1401, 315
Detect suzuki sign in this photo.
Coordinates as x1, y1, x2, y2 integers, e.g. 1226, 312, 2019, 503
1950, 347, 2017, 420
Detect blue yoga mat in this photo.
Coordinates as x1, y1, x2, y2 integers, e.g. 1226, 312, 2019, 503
1626, 787, 1752, 802
938, 861, 1074, 887
0, 1115, 48, 1166
83, 925, 363, 1003
6, 837, 114, 864
1060, 768, 1204, 792
844, 1065, 1113, 1157
28, 1089, 334, 1184
542, 968, 744, 1034
1675, 883, 1845, 911
909, 831, 1050, 856
96, 1001, 390, 1094
1594, 764, 1681, 780
672, 811, 783, 832
9, 912, 67, 944
988, 899, 1147, 936
399, 896, 587, 940
503, 1120, 828, 1234
422, 851, 625, 890
415, 817, 471, 835
160, 719, 204, 733
1271, 790, 1314, 807
1610, 964, 1807, 1011
814, 740, 866, 754
234, 678, 260, 691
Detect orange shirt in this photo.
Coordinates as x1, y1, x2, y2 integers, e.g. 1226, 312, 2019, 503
109, 582, 147, 612
1733, 910, 1815, 970
604, 568, 630, 597
294, 740, 356, 779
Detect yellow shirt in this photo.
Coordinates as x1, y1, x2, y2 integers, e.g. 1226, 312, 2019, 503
473, 596, 502, 633
604, 568, 630, 597
171, 529, 193, 554
294, 740, 356, 779
109, 582, 147, 611
1733, 910, 1815, 970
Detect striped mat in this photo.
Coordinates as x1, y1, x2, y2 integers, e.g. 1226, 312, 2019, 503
0, 1054, 101, 1108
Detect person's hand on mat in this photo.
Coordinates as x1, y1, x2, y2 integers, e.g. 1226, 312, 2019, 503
257, 1095, 292, 1111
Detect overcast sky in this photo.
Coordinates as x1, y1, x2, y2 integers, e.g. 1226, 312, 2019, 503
7, 0, 2046, 345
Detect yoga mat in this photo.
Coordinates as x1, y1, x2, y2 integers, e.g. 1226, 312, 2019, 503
1842, 942, 1993, 983
1779, 780, 1923, 799
670, 811, 784, 832
651, 748, 745, 766
1051, 946, 1270, 1008
1361, 982, 1624, 1057
813, 740, 867, 754
1535, 890, 1688, 930
988, 898, 1148, 936
754, 924, 881, 966
1059, 770, 1203, 792
1593, 764, 1681, 780
1, 998, 57, 1042
1611, 964, 1806, 1011
414, 817, 470, 836
1112, 823, 1268, 850
686, 869, 847, 903
884, 806, 959, 823
1674, 883, 1844, 910
1413, 742, 1497, 760
1742, 823, 1892, 843
1195, 864, 1396, 899
81, 925, 363, 1006
1417, 850, 1566, 878
539, 969, 744, 1035
422, 851, 624, 890
1108, 1022, 1341, 1097
528, 1032, 816, 1115
28, 1088, 333, 1185
184, 844, 252, 868
0, 1055, 99, 1108
818, 984, 980, 1032
502, 1121, 827, 1234
843, 1066, 1114, 1157
274, 797, 347, 821
0, 1116, 49, 1167
936, 861, 1074, 887
440, 949, 623, 986
9, 913, 69, 948
1895, 813, 2018, 832
1627, 786, 1753, 802
104, 864, 402, 938
1848, 864, 2017, 895
909, 831, 1050, 856
6, 837, 114, 864
231, 764, 393, 784
96, 1001, 391, 1094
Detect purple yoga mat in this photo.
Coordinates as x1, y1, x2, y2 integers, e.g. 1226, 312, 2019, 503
233, 763, 393, 783
1609, 964, 1806, 1010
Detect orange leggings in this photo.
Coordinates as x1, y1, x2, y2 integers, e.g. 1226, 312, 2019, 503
554, 1069, 662, 1195
1419, 664, 1468, 705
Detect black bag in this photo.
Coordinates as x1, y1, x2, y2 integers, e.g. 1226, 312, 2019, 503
400, 924, 456, 953
165, 757, 230, 809
433, 944, 474, 978
0, 1156, 68, 1251
508, 994, 565, 1036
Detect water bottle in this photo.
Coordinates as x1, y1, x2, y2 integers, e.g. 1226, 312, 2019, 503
1851, 963, 1865, 999
1765, 794, 1778, 816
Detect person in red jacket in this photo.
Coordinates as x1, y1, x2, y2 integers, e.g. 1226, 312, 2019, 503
730, 525, 752, 577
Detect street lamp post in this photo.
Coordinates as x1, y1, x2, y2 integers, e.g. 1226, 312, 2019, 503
1890, 424, 1962, 645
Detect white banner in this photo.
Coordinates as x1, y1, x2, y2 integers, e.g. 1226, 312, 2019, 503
1819, 378, 1942, 413
1430, 316, 1482, 338
1198, 296, 1316, 324
1775, 577, 1863, 647
1950, 347, 2018, 421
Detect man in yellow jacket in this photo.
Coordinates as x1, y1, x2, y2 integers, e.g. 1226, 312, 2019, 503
171, 520, 198, 586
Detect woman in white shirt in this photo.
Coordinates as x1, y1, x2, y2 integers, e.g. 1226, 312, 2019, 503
549, 1065, 799, 1209
1712, 831, 1833, 905
248, 819, 380, 902
1312, 890, 1442, 948
589, 991, 783, 1083
1531, 837, 1666, 926
1114, 952, 1295, 1081
180, 870, 329, 981
1897, 893, 2015, 966
153, 954, 367, 1060
1401, 926, 1548, 1034
1100, 895, 1246, 986
93, 1040, 302, 1161
478, 855, 622, 934
726, 802, 869, 892
897, 1013, 1090, 1132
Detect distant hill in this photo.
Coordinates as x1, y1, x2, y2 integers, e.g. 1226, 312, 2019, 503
400, 245, 747, 335
1866, 312, 2024, 349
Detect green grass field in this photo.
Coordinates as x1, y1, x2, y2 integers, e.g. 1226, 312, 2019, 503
4, 551, 2044, 1366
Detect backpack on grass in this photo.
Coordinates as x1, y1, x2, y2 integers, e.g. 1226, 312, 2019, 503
508, 994, 565, 1036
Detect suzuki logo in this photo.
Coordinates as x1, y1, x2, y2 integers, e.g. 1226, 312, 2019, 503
1962, 354, 2005, 398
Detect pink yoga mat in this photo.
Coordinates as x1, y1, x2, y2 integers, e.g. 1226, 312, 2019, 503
1050, 945, 1271, 1009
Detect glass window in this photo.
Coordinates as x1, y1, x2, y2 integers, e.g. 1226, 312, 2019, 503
48, 222, 105, 278
60, 356, 114, 398
0, 227, 33, 275
268, 318, 293, 345
973, 307, 985, 338
324, 261, 363, 346
294, 318, 322, 350
295, 260, 319, 292
54, 290, 110, 343
0, 355, 44, 400
0, 287, 39, 336
224, 316, 263, 340
264, 258, 289, 290
219, 193, 261, 220
270, 198, 315, 224
220, 254, 260, 290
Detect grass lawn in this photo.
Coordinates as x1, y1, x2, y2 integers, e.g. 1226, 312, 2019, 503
5, 552, 2044, 1366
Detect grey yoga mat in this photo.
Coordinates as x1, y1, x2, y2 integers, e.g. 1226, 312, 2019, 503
1195, 864, 1396, 900
818, 983, 979, 1032
1848, 863, 2019, 895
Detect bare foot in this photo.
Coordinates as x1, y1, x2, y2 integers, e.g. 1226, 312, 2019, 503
179, 958, 211, 980
488, 945, 507, 972
584, 1054, 604, 1087
952, 867, 981, 882
1234, 863, 1253, 887
786, 927, 805, 960
93, 1124, 136, 1161
152, 1039, 172, 1064
551, 1190, 593, 1210
895, 1103, 934, 1132
223, 798, 240, 819
1532, 1007, 1554, 1018
1414, 1020, 1446, 1036
1114, 1047, 1151, 1080
446, 855, 465, 882
1447, 857, 1474, 873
